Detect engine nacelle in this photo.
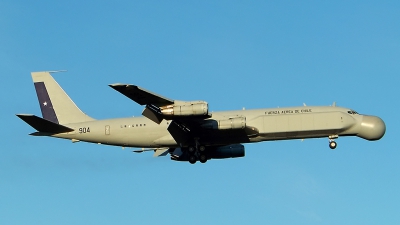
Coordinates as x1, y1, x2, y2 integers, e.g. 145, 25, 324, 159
209, 144, 245, 159
169, 144, 245, 162
201, 117, 246, 130
160, 101, 208, 116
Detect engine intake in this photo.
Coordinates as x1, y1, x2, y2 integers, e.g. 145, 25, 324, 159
160, 101, 208, 116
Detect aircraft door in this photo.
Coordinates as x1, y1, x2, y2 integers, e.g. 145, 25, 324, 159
105, 125, 110, 135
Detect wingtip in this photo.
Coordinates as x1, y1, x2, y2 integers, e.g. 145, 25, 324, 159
109, 83, 129, 87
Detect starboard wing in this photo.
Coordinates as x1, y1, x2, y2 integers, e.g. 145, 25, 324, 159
109, 84, 211, 125
109, 84, 174, 106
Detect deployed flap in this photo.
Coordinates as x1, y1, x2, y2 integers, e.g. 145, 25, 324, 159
16, 114, 74, 133
142, 104, 163, 124
153, 148, 170, 157
167, 121, 192, 146
109, 84, 174, 106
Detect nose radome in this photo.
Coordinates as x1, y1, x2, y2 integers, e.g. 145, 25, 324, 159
357, 115, 386, 140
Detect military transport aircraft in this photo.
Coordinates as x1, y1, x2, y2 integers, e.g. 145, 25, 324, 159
17, 71, 386, 164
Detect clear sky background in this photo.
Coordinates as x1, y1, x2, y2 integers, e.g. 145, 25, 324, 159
1, 1, 399, 224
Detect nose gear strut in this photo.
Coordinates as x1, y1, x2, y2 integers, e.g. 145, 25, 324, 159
329, 135, 338, 149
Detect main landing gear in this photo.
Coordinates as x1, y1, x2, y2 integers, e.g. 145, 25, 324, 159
329, 135, 338, 150
188, 154, 197, 164
186, 139, 208, 164
187, 146, 208, 164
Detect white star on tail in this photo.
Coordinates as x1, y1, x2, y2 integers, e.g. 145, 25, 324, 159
43, 102, 47, 106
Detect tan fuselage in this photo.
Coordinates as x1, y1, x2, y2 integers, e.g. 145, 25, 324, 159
53, 106, 385, 148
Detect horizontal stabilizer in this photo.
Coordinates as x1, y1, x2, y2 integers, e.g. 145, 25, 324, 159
16, 114, 74, 134
132, 148, 153, 153
109, 84, 174, 106
132, 147, 170, 157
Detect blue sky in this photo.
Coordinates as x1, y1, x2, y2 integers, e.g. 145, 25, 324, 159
1, 1, 399, 224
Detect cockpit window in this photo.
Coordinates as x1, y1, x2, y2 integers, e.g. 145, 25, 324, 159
347, 110, 359, 115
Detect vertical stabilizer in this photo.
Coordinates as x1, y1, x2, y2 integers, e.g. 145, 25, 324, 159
32, 71, 95, 124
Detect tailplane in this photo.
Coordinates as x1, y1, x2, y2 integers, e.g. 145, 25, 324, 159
16, 114, 74, 134
31, 71, 94, 124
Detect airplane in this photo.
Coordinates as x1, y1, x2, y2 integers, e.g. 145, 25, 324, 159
17, 71, 386, 164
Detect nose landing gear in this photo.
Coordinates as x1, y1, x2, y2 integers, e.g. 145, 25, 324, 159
328, 135, 338, 150
329, 141, 337, 149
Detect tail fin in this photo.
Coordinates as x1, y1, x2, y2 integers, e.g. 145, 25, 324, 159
32, 71, 95, 124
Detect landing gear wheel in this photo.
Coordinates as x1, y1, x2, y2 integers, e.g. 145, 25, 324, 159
189, 155, 197, 164
199, 145, 206, 152
329, 141, 337, 149
199, 154, 207, 163
188, 146, 196, 154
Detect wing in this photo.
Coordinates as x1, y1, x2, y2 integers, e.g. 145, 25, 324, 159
109, 83, 211, 124
109, 84, 174, 106
109, 83, 220, 147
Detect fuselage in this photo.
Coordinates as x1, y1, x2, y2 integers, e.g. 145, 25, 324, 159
53, 106, 385, 148
19, 71, 386, 164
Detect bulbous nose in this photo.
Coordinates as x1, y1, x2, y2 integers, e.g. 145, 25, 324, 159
357, 115, 386, 140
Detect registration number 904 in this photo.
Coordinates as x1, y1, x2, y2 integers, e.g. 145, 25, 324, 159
79, 127, 90, 133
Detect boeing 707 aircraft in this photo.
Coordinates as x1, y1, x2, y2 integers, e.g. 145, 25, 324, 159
17, 71, 386, 164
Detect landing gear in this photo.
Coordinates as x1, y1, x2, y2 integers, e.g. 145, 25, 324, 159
199, 154, 208, 163
329, 141, 337, 149
186, 140, 208, 164
188, 146, 196, 154
199, 145, 206, 152
189, 155, 197, 164
328, 135, 338, 150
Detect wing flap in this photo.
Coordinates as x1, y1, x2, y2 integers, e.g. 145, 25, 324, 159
167, 120, 192, 146
142, 104, 163, 124
153, 148, 170, 157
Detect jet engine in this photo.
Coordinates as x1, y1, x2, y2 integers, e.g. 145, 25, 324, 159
210, 144, 245, 158
160, 101, 208, 116
170, 144, 245, 162
201, 117, 246, 130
